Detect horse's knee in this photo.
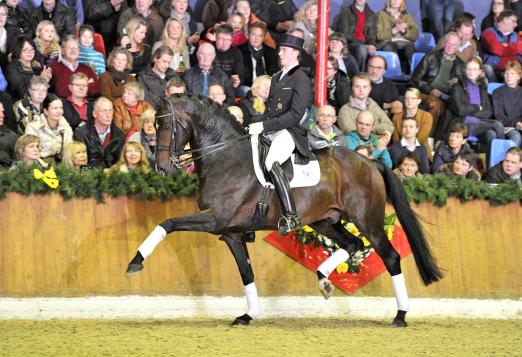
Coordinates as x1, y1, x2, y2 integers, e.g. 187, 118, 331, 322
383, 249, 401, 276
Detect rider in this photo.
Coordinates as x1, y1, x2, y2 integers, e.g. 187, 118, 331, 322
248, 34, 312, 235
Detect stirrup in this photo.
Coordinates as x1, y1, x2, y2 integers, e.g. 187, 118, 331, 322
277, 216, 302, 236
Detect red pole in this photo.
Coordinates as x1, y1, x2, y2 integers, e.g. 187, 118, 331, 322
314, 0, 330, 107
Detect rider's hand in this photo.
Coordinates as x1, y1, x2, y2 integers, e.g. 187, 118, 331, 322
248, 122, 264, 135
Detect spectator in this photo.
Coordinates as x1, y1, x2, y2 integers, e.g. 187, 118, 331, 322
0, 3, 9, 69
117, 0, 164, 47
291, 0, 323, 56
73, 96, 124, 168
308, 104, 346, 150
208, 83, 227, 106
440, 151, 481, 181
448, 58, 504, 158
337, 73, 394, 135
492, 61, 522, 147
99, 48, 136, 103
51, 35, 99, 98
157, 0, 200, 47
120, 18, 152, 75
227, 105, 244, 124
425, 0, 458, 41
484, 147, 522, 184
436, 16, 479, 63
202, 0, 233, 31
263, 0, 298, 43
11, 134, 48, 170
336, 0, 377, 71
78, 24, 106, 76
6, 36, 52, 101
367, 55, 402, 114
238, 22, 279, 89
25, 93, 73, 163
165, 76, 186, 97
13, 76, 48, 135
128, 108, 156, 166
227, 12, 248, 47
31, 0, 75, 39
388, 117, 430, 173
432, 122, 473, 173
393, 152, 422, 181
104, 141, 151, 173
5, 0, 34, 52
346, 110, 392, 168
113, 81, 154, 138
411, 31, 464, 138
354, 144, 371, 158
83, 0, 129, 52
213, 25, 245, 93
233, 0, 276, 49
183, 42, 235, 101
152, 18, 190, 73
33, 20, 61, 68
391, 87, 433, 158
481, 0, 509, 34
328, 32, 360, 79
239, 74, 271, 125
326, 56, 351, 113
62, 140, 88, 170
376, 0, 419, 74
481, 10, 522, 82
0, 102, 18, 170
137, 45, 178, 110
62, 73, 94, 131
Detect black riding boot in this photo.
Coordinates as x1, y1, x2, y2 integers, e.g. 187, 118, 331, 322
269, 162, 302, 235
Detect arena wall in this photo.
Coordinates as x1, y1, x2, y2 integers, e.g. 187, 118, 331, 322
0, 193, 520, 298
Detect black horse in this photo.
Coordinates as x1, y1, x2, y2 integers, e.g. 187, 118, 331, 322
126, 96, 442, 326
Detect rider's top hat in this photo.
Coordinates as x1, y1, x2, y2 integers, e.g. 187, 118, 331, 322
279, 34, 305, 52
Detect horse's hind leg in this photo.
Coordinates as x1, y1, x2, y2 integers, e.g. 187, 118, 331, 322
221, 232, 259, 326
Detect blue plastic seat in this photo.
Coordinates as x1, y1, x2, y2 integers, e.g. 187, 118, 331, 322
415, 32, 436, 53
375, 50, 404, 79
410, 52, 425, 74
487, 83, 504, 95
489, 139, 516, 168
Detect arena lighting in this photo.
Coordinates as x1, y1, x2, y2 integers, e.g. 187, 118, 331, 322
315, 0, 330, 107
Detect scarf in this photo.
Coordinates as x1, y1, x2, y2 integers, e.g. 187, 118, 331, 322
248, 44, 266, 77
107, 66, 131, 83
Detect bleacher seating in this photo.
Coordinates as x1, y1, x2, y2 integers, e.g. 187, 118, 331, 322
414, 32, 436, 53
487, 83, 504, 95
375, 51, 409, 81
489, 139, 516, 168
410, 52, 425, 73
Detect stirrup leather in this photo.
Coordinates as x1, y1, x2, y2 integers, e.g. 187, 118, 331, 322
277, 215, 302, 236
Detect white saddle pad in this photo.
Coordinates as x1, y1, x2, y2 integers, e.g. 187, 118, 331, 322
251, 134, 321, 189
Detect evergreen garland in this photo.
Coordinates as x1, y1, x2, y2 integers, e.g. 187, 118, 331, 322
0, 165, 519, 206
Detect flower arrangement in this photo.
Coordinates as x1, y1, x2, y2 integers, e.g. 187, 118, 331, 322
296, 213, 397, 273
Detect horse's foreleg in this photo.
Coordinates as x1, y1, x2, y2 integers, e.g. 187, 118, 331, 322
222, 233, 259, 325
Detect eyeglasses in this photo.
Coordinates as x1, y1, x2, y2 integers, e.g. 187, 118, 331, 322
65, 46, 79, 51
217, 37, 233, 42
22, 48, 35, 53
0, 12, 7, 17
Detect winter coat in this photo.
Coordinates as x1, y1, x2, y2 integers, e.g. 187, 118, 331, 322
137, 67, 179, 110
411, 49, 464, 95
31, 3, 76, 38
336, 3, 377, 45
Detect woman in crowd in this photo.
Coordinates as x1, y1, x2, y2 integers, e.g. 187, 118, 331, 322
6, 36, 52, 100
152, 18, 190, 73
33, 20, 61, 68
128, 108, 156, 167
13, 76, 48, 135
492, 60, 522, 148
481, 0, 510, 33
233, 0, 276, 48
326, 56, 351, 113
239, 75, 271, 125
393, 152, 422, 181
328, 32, 359, 79
161, 0, 200, 46
432, 122, 473, 173
62, 140, 88, 171
440, 151, 481, 181
376, 0, 419, 73
99, 48, 136, 103
291, 0, 320, 56
78, 24, 106, 77
24, 94, 72, 163
105, 141, 151, 173
120, 18, 151, 75
11, 134, 47, 170
0, 101, 17, 170
113, 82, 154, 138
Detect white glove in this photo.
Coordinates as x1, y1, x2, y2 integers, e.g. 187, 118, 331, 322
248, 122, 264, 135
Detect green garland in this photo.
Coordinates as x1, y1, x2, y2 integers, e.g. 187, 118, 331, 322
0, 164, 520, 206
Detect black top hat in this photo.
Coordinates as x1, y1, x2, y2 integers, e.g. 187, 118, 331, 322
279, 34, 305, 52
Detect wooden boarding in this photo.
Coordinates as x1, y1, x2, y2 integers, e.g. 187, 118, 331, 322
0, 193, 520, 298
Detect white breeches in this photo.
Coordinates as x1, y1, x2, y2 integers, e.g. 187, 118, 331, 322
265, 129, 295, 171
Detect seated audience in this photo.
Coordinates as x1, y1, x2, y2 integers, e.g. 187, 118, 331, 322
120, 18, 152, 75
73, 97, 125, 168
436, 16, 479, 64
13, 76, 48, 135
208, 84, 227, 106
227, 105, 244, 124
82, 0, 129, 53
326, 56, 351, 114
492, 61, 522, 147
128, 108, 157, 166
4, 0, 34, 52
30, 0, 75, 39
367, 55, 402, 114
389, 117, 430, 174
440, 151, 481, 181
165, 76, 187, 97
233, 0, 276, 49
308, 104, 346, 150
393, 152, 422, 181
328, 32, 359, 79
62, 73, 94, 131
105, 141, 151, 173
62, 140, 89, 171
114, 81, 154, 138
99, 48, 136, 103
354, 144, 371, 158
0, 3, 9, 68
484, 147, 522, 184
152, 18, 190, 73
157, 0, 199, 47
0, 102, 18, 170
117, 0, 164, 47
290, 0, 321, 56
213, 25, 244, 94
337, 73, 394, 135
11, 134, 48, 170
25, 94, 73, 163
239, 75, 271, 125
33, 20, 61, 68
376, 0, 418, 74
346, 110, 392, 168
481, 0, 508, 33
432, 122, 473, 173
78, 24, 106, 76
227, 12, 248, 47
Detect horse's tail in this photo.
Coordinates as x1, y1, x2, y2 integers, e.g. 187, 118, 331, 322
378, 164, 443, 285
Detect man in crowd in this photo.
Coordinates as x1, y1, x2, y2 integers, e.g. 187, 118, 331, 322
484, 147, 522, 184
367, 55, 402, 115
213, 25, 245, 95
117, 0, 164, 47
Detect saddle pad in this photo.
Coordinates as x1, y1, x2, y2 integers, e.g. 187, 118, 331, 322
251, 134, 321, 189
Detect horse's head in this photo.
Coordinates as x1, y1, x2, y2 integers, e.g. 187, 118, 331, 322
155, 97, 194, 175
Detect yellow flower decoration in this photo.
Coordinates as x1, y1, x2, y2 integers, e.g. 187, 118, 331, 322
336, 262, 349, 274
362, 236, 371, 248
345, 223, 360, 236
303, 225, 315, 233
385, 226, 395, 240
33, 167, 59, 189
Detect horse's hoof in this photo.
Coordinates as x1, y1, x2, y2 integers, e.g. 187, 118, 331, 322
231, 314, 252, 326
318, 278, 334, 299
125, 262, 144, 276
392, 317, 408, 328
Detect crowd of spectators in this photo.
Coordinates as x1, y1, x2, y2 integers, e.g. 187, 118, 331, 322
0, 0, 520, 185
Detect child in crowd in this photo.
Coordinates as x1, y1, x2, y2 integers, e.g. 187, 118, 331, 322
165, 77, 186, 97
308, 104, 346, 150
208, 84, 227, 106
388, 117, 430, 174
228, 12, 248, 47
393, 152, 422, 181
78, 25, 106, 76
440, 151, 481, 181
432, 123, 473, 173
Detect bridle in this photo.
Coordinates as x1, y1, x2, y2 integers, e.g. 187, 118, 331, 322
155, 101, 250, 175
